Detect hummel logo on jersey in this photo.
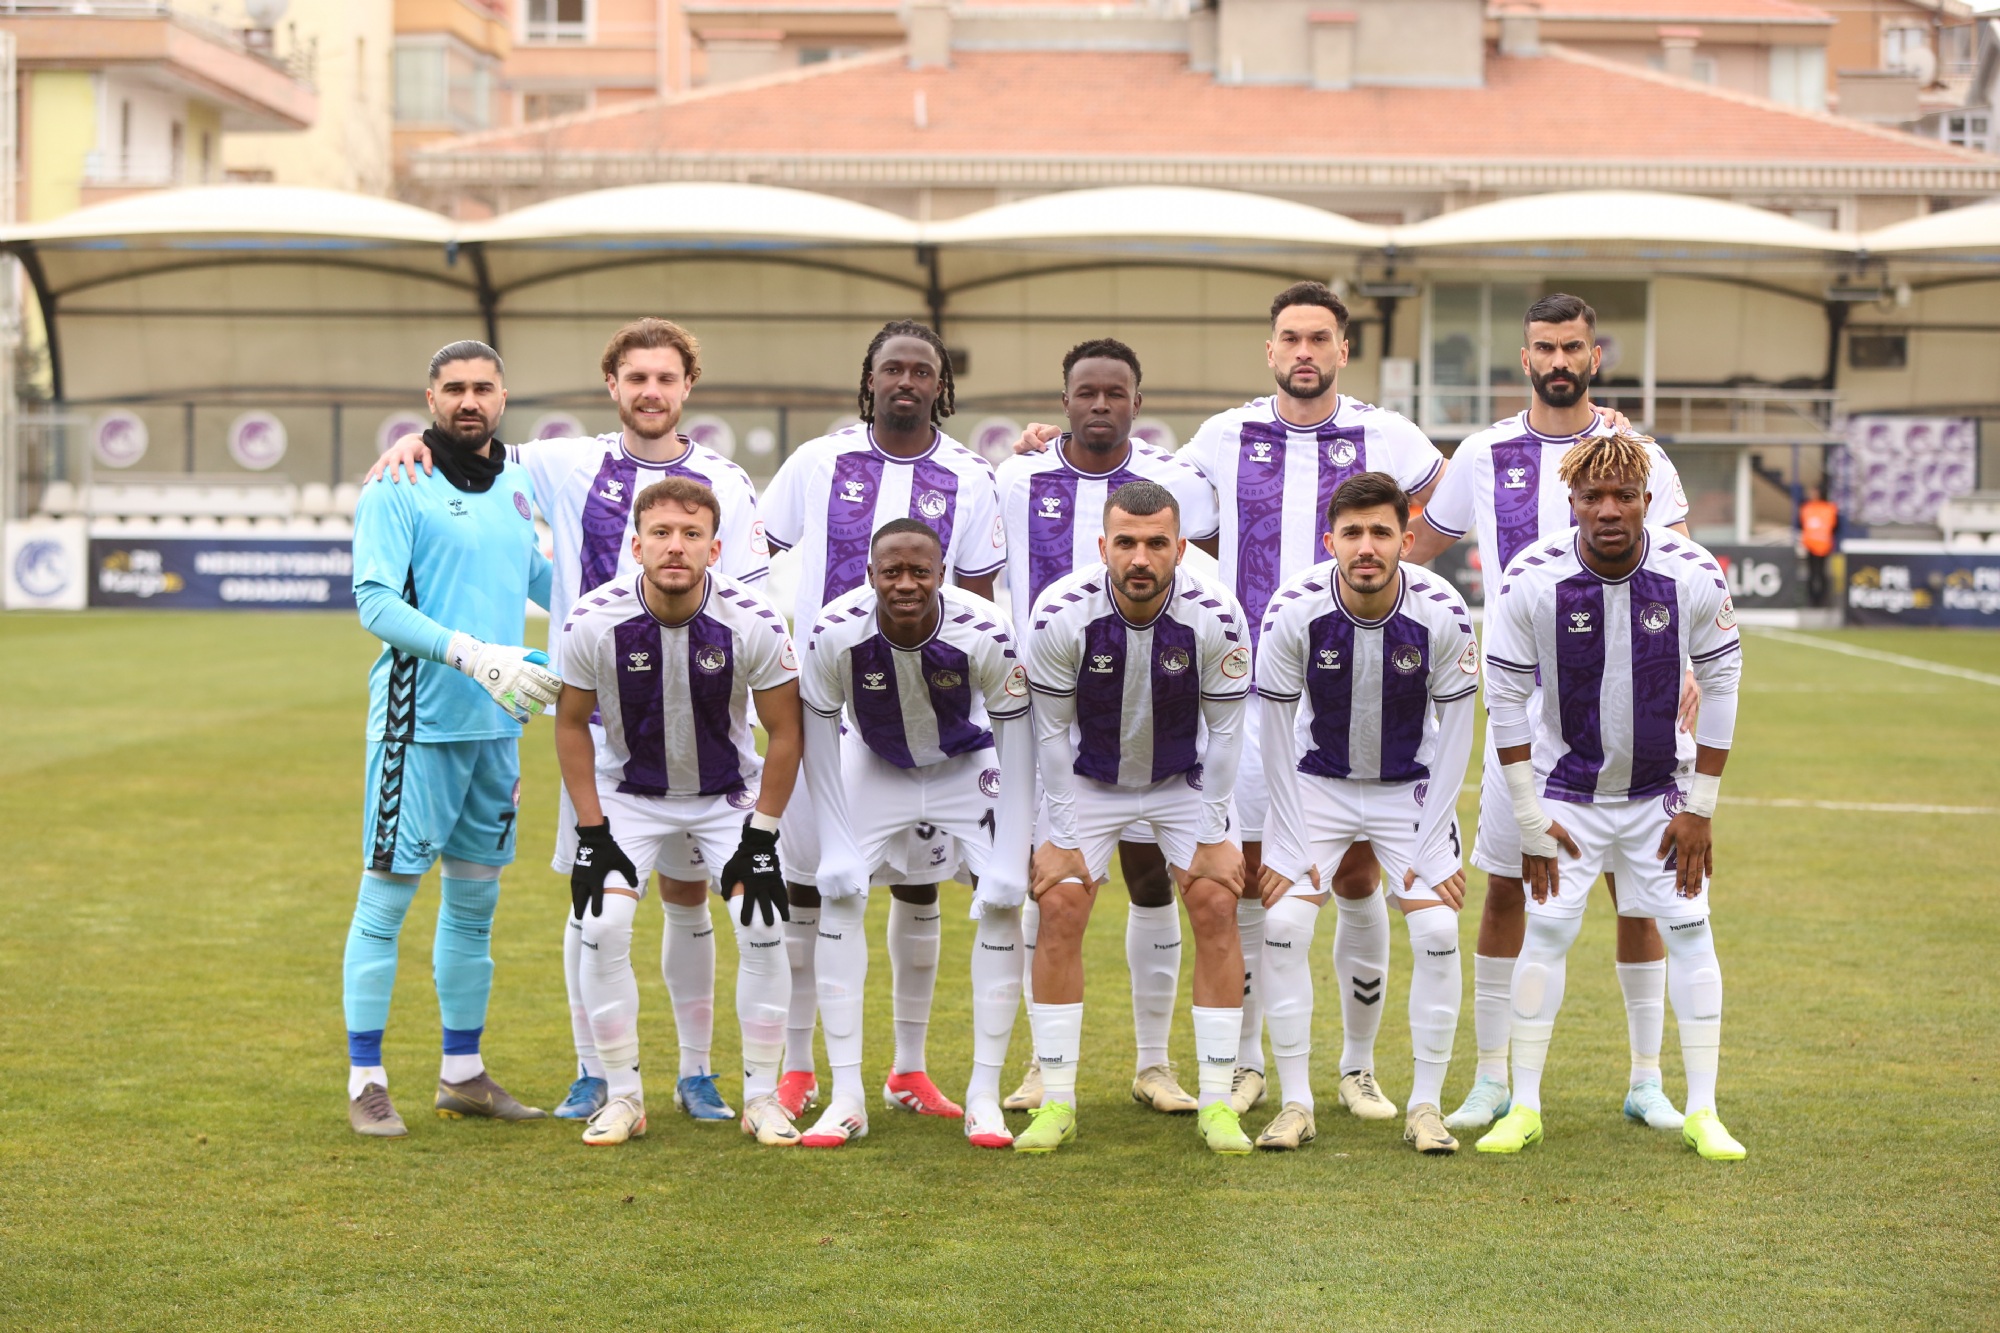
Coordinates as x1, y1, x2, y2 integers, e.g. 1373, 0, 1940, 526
862, 671, 888, 690
601, 478, 625, 503
626, 651, 652, 672
1249, 440, 1275, 463
839, 479, 868, 503
1504, 466, 1529, 489
1326, 440, 1358, 467
1089, 654, 1115, 673
1316, 648, 1342, 669
1568, 610, 1594, 633
447, 499, 467, 517
1038, 495, 1063, 519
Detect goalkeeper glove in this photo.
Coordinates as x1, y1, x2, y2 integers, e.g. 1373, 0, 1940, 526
571, 821, 639, 920
447, 633, 562, 722
721, 822, 789, 928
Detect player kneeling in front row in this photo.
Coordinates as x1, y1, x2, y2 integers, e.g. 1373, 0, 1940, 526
801, 519, 1036, 1147
1019, 480, 1255, 1155
1476, 433, 1745, 1161
554, 476, 804, 1147
1255, 473, 1480, 1154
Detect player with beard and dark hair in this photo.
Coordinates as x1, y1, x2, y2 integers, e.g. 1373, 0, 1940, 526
1407, 293, 1700, 1137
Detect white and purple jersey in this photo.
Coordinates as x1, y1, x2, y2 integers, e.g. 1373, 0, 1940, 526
1421, 412, 1689, 584
1256, 565, 1479, 784
509, 433, 767, 671
1180, 394, 1443, 647
1485, 527, 1741, 804
802, 583, 1029, 769
995, 439, 1219, 623
761, 424, 1004, 631
1024, 563, 1251, 786
560, 571, 798, 799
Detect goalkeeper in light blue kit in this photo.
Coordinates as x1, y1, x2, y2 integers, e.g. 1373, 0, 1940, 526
343, 340, 563, 1137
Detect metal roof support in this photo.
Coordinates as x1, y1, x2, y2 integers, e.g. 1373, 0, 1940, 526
8, 242, 62, 402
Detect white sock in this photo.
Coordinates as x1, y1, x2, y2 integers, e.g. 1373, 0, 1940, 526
1235, 898, 1267, 1073
969, 907, 1023, 1106
1509, 913, 1584, 1114
564, 913, 606, 1081
1028, 1001, 1083, 1107
733, 910, 789, 1103
1334, 890, 1390, 1074
580, 894, 643, 1101
783, 904, 819, 1078
348, 1066, 387, 1100
888, 897, 942, 1075
815, 895, 869, 1107
1404, 906, 1462, 1113
1617, 959, 1668, 1087
661, 901, 716, 1079
1261, 894, 1321, 1111
1473, 953, 1515, 1084
1126, 902, 1181, 1071
1191, 1005, 1240, 1109
440, 1053, 484, 1084
1664, 917, 1724, 1116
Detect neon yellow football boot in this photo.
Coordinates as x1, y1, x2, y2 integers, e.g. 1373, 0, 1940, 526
1197, 1102, 1254, 1155
1475, 1105, 1544, 1154
1012, 1101, 1077, 1154
1682, 1109, 1747, 1161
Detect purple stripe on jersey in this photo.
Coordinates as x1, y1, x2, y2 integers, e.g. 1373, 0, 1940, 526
1075, 614, 1128, 784
580, 453, 642, 592
1026, 468, 1080, 606
822, 450, 886, 608
1311, 424, 1372, 565
1299, 612, 1356, 780
685, 613, 746, 796
1234, 421, 1290, 646
909, 458, 961, 557
1627, 570, 1682, 797
847, 638, 916, 769
1548, 575, 1607, 801
1378, 613, 1434, 783
924, 638, 993, 758
1490, 441, 1543, 571
1148, 616, 1201, 781
612, 615, 671, 796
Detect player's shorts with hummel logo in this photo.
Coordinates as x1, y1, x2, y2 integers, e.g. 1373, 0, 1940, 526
363, 737, 522, 874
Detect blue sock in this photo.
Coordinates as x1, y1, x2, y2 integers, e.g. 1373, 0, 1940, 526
435, 872, 500, 1037
344, 872, 417, 1050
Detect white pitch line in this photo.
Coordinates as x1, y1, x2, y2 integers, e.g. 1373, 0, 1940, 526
1749, 627, 2000, 687
1721, 796, 1996, 816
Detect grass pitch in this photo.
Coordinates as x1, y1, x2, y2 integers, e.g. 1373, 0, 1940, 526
1, 611, 1997, 1330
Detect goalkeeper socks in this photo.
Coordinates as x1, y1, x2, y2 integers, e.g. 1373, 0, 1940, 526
1664, 917, 1724, 1116
1472, 953, 1515, 1084
1029, 1001, 1083, 1107
580, 893, 643, 1101
662, 901, 716, 1078
1617, 959, 1668, 1086
1404, 905, 1462, 1111
1191, 1005, 1239, 1110
564, 913, 607, 1081
1334, 889, 1390, 1074
887, 896, 941, 1075
1235, 898, 1267, 1073
968, 907, 1023, 1105
434, 868, 499, 1045
1261, 893, 1320, 1111
782, 902, 820, 1077
816, 896, 869, 1107
343, 872, 417, 1061
1126, 902, 1180, 1071
733, 911, 789, 1103
1509, 912, 1583, 1114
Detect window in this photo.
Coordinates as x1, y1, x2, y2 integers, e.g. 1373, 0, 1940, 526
525, 0, 589, 43
1882, 25, 1931, 76
1768, 44, 1827, 113
394, 38, 493, 130
1943, 112, 1990, 151
522, 90, 590, 122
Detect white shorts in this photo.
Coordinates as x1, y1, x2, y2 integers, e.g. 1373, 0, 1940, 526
781, 748, 956, 888
551, 722, 710, 880
1525, 785, 1709, 923
1235, 700, 1268, 841
845, 738, 1002, 882
1297, 773, 1462, 905
554, 783, 760, 899
1039, 771, 1234, 885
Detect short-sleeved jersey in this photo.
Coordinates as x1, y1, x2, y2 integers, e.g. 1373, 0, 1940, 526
560, 571, 797, 798
1024, 563, 1251, 787
509, 433, 766, 670
1485, 528, 1740, 804
1421, 412, 1689, 583
354, 465, 549, 743
1256, 565, 1479, 784
995, 438, 1219, 622
1180, 394, 1443, 647
761, 425, 1004, 631
802, 583, 1029, 769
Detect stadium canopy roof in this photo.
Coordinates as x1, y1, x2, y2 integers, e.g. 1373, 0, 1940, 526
1386, 189, 1855, 265
1860, 200, 2000, 259
923, 187, 1388, 253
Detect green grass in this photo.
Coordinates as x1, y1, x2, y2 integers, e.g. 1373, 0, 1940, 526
2, 612, 1997, 1330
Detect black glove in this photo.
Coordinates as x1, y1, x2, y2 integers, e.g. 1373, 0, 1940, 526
571, 821, 638, 920
721, 823, 789, 928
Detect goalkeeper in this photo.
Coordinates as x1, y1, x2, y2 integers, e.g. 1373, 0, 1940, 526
343, 340, 560, 1138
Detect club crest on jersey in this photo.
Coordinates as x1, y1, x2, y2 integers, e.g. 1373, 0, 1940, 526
839, 478, 869, 504
600, 478, 626, 504
862, 670, 888, 690
1326, 439, 1358, 467
694, 646, 728, 674
1414, 781, 1429, 808
513, 491, 532, 520
1504, 466, 1529, 490
1567, 610, 1594, 634
626, 651, 653, 672
728, 788, 757, 810
1185, 763, 1204, 791
1158, 647, 1190, 675
978, 768, 1002, 798
917, 490, 948, 521
931, 669, 963, 691
1248, 440, 1275, 464
1640, 602, 1673, 634
1316, 648, 1343, 670
1038, 495, 1064, 520
1089, 653, 1115, 674
1391, 645, 1424, 674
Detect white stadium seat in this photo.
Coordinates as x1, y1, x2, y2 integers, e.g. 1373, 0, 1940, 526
252, 515, 289, 531
186, 515, 221, 533
219, 515, 253, 532
39, 480, 77, 515
297, 482, 333, 516
154, 514, 190, 534
333, 483, 362, 517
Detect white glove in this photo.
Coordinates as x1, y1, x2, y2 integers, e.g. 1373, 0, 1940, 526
447, 633, 562, 722
972, 872, 1027, 916
814, 856, 870, 903
1502, 761, 1559, 859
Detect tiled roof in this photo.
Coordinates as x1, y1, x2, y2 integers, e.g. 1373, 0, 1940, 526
1511, 0, 1832, 22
